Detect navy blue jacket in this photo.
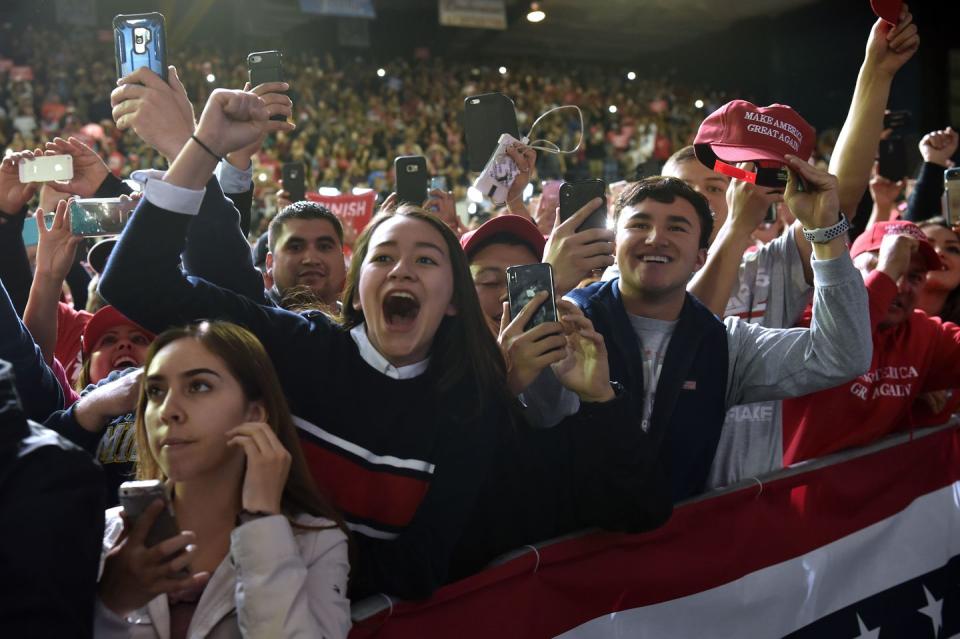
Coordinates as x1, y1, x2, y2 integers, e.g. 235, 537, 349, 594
567, 279, 729, 502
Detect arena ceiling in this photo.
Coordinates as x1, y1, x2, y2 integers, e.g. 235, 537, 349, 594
375, 0, 823, 61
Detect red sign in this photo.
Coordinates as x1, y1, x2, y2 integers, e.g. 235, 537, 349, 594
306, 191, 377, 237
10, 66, 33, 82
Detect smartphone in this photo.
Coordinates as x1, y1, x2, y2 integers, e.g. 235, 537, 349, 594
507, 263, 558, 331
68, 198, 136, 237
429, 176, 449, 192
18, 155, 73, 183
464, 93, 520, 172
878, 136, 908, 181
559, 179, 607, 231
282, 162, 306, 203
883, 110, 911, 131
247, 50, 286, 122
113, 13, 167, 81
946, 168, 960, 227
118, 480, 187, 575
395, 156, 428, 205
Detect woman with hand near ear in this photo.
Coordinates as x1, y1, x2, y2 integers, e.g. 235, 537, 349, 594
95, 321, 350, 639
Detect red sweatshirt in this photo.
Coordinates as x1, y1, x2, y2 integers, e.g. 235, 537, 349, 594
782, 270, 960, 464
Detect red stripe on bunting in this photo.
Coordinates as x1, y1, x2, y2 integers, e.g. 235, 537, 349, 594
350, 426, 960, 639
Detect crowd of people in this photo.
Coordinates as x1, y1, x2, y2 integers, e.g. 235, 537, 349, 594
1, 2, 958, 637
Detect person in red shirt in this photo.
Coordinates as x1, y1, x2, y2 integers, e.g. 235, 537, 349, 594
782, 220, 960, 463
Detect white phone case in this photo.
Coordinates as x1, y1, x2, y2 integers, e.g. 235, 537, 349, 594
473, 133, 525, 206
18, 155, 74, 183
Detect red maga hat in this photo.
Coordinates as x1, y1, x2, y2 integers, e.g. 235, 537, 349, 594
870, 0, 902, 25
694, 100, 815, 187
460, 214, 547, 261
849, 221, 942, 272
81, 305, 155, 357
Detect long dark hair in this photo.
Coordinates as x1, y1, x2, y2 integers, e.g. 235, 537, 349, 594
918, 217, 960, 324
340, 205, 513, 418
133, 321, 347, 535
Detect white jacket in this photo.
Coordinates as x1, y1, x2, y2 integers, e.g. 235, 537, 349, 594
94, 507, 351, 639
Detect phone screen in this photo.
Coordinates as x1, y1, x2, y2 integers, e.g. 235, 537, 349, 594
507, 263, 557, 330
946, 169, 960, 226
69, 198, 135, 237
430, 176, 448, 192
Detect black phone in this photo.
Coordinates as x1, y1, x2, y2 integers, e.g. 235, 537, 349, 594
946, 167, 960, 227
507, 263, 558, 331
247, 50, 285, 121
282, 162, 306, 203
878, 136, 909, 181
559, 179, 608, 231
395, 156, 428, 205
883, 110, 911, 131
118, 480, 188, 576
114, 13, 167, 81
464, 93, 520, 173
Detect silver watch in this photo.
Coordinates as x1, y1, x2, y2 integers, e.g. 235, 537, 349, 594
802, 213, 850, 244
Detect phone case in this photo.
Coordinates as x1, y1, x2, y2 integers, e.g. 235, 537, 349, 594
464, 93, 520, 172
395, 156, 428, 205
118, 481, 182, 549
559, 180, 607, 231
946, 168, 960, 227
247, 50, 284, 86
878, 137, 908, 181
507, 263, 557, 331
18, 155, 73, 183
473, 133, 521, 206
114, 13, 167, 81
282, 162, 306, 202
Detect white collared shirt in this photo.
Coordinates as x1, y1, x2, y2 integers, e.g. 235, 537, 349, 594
349, 323, 429, 380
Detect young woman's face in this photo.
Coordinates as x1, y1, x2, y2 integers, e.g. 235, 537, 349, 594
923, 226, 960, 293
357, 216, 456, 366
143, 338, 263, 483
88, 324, 151, 383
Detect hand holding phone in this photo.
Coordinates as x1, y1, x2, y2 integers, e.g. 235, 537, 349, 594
100, 486, 203, 615
946, 167, 960, 226
68, 197, 136, 237
498, 284, 565, 395
114, 13, 167, 81
559, 180, 607, 231
395, 156, 428, 205
247, 51, 287, 122
473, 133, 524, 206
18, 154, 73, 183
507, 263, 558, 331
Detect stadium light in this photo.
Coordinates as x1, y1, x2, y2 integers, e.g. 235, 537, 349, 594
626, 71, 636, 81
526, 2, 545, 23
376, 68, 386, 78
694, 99, 705, 109
206, 73, 215, 83
498, 66, 507, 75
608, 105, 618, 114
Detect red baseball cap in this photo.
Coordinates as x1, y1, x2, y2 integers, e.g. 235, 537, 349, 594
849, 221, 942, 272
871, 0, 902, 25
81, 305, 155, 357
460, 214, 547, 261
694, 100, 815, 187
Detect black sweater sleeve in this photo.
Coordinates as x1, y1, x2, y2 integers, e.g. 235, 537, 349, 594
904, 161, 946, 222
0, 277, 64, 422
181, 178, 266, 304
0, 206, 32, 315
225, 184, 254, 238
92, 173, 134, 198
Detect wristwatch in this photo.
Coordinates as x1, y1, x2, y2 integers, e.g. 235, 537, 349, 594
802, 213, 850, 244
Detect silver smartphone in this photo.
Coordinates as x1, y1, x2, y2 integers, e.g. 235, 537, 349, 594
68, 198, 136, 237
118, 480, 188, 575
18, 155, 73, 183
946, 168, 960, 227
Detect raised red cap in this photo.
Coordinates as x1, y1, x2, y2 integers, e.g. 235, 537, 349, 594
460, 214, 547, 261
694, 100, 815, 185
870, 0, 902, 25
849, 221, 942, 272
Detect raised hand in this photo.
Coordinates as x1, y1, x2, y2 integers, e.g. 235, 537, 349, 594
876, 232, 919, 283
112, 65, 197, 162
98, 499, 207, 616
33, 199, 81, 281
424, 188, 464, 236
542, 197, 615, 296
43, 137, 110, 197
783, 154, 841, 231
194, 89, 270, 159
226, 422, 291, 515
0, 149, 41, 215
225, 81, 295, 170
505, 142, 536, 212
725, 162, 784, 235
918, 127, 958, 167
550, 301, 614, 402
864, 4, 919, 78
497, 292, 567, 395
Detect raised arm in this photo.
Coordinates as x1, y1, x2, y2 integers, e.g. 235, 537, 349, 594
904, 128, 958, 222
688, 163, 782, 315
0, 150, 41, 314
